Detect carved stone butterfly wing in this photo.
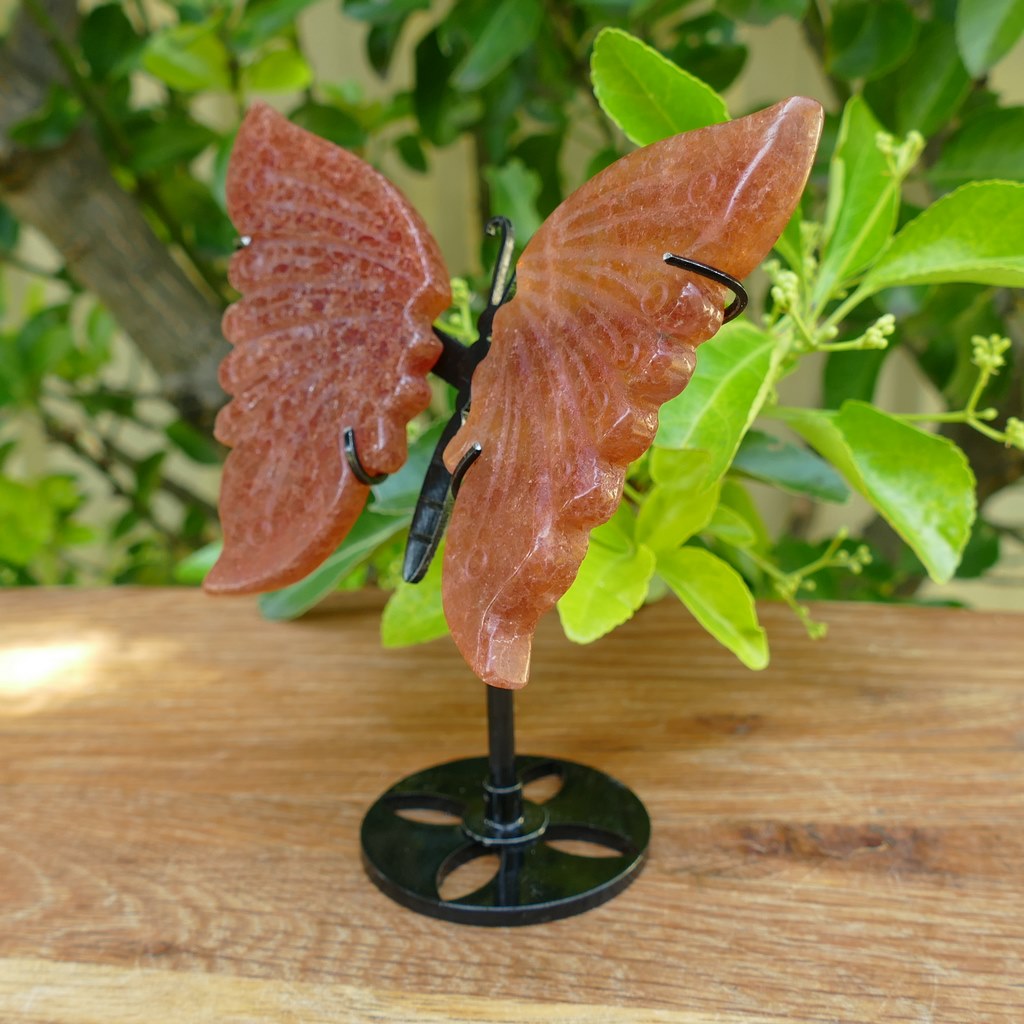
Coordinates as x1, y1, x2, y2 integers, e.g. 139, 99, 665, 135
441, 98, 823, 688
205, 103, 451, 594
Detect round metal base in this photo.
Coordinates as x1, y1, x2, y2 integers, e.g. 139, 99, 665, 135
361, 755, 650, 927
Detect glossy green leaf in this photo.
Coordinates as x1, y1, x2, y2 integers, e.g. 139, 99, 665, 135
655, 321, 776, 485
0, 204, 19, 253
856, 182, 1024, 297
891, 23, 971, 137
80, 4, 142, 79
483, 160, 542, 244
956, 518, 1001, 579
774, 207, 803, 270
289, 102, 367, 147
636, 480, 720, 554
0, 478, 53, 566
128, 117, 218, 173
732, 429, 850, 502
557, 506, 657, 644
241, 48, 313, 91
451, 0, 542, 92
259, 510, 409, 619
719, 478, 771, 552
822, 346, 889, 408
232, 0, 321, 50
816, 96, 899, 302
381, 540, 449, 646
591, 28, 728, 146
956, 0, 1024, 75
143, 23, 231, 92
827, 0, 917, 81
930, 107, 1024, 188
648, 448, 713, 491
658, 547, 768, 669
777, 401, 975, 583
174, 541, 221, 584
165, 420, 223, 465
703, 504, 758, 549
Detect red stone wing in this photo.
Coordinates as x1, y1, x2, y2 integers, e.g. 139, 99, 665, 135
205, 103, 450, 594
442, 98, 823, 688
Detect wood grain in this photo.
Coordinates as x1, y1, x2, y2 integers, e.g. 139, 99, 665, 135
1, 588, 1022, 1023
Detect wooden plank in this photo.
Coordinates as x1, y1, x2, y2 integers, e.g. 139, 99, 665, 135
1, 589, 1023, 1023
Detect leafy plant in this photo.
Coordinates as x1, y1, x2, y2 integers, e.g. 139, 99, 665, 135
2, 1, 1022, 668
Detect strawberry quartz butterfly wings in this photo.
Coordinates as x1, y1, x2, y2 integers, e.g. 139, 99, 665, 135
206, 98, 823, 689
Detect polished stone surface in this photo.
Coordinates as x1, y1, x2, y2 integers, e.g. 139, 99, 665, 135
206, 103, 450, 595
442, 97, 823, 688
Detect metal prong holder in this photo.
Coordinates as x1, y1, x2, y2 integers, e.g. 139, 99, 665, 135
360, 229, 749, 925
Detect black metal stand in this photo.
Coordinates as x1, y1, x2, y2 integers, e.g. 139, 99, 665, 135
360, 686, 650, 926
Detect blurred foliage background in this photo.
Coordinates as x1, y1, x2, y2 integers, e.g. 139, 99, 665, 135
0, 0, 1022, 631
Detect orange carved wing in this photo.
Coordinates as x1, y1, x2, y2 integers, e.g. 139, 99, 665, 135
441, 97, 823, 688
205, 103, 451, 595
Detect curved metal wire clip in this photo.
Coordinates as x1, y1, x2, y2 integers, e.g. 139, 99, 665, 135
663, 253, 748, 323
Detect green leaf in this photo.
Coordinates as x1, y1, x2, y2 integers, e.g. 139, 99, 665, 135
956, 518, 1000, 579
703, 504, 758, 549
241, 48, 313, 91
9, 85, 84, 150
80, 4, 143, 79
827, 0, 917, 81
165, 420, 223, 465
719, 478, 771, 552
0, 477, 54, 566
655, 320, 776, 484
451, 0, 542, 92
413, 30, 484, 146
658, 547, 768, 669
930, 107, 1024, 188
956, 0, 1024, 75
716, 0, 808, 23
557, 505, 657, 644
289, 102, 367, 148
776, 401, 975, 583
774, 207, 803, 270
174, 540, 222, 584
648, 448, 714, 490
732, 429, 850, 502
822, 346, 889, 408
856, 182, 1024, 297
143, 23, 231, 92
816, 96, 899, 302
890, 22, 971, 138
395, 133, 428, 173
232, 0, 321, 50
0, 204, 20, 253
483, 160, 543, 245
128, 116, 218, 173
259, 510, 408, 619
636, 479, 720, 553
591, 28, 728, 146
381, 540, 450, 646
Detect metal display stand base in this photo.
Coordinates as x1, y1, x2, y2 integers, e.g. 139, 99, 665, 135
360, 687, 650, 927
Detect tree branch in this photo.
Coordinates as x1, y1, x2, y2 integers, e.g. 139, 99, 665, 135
0, 0, 230, 429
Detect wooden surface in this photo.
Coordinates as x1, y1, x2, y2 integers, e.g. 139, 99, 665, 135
1, 588, 1022, 1023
